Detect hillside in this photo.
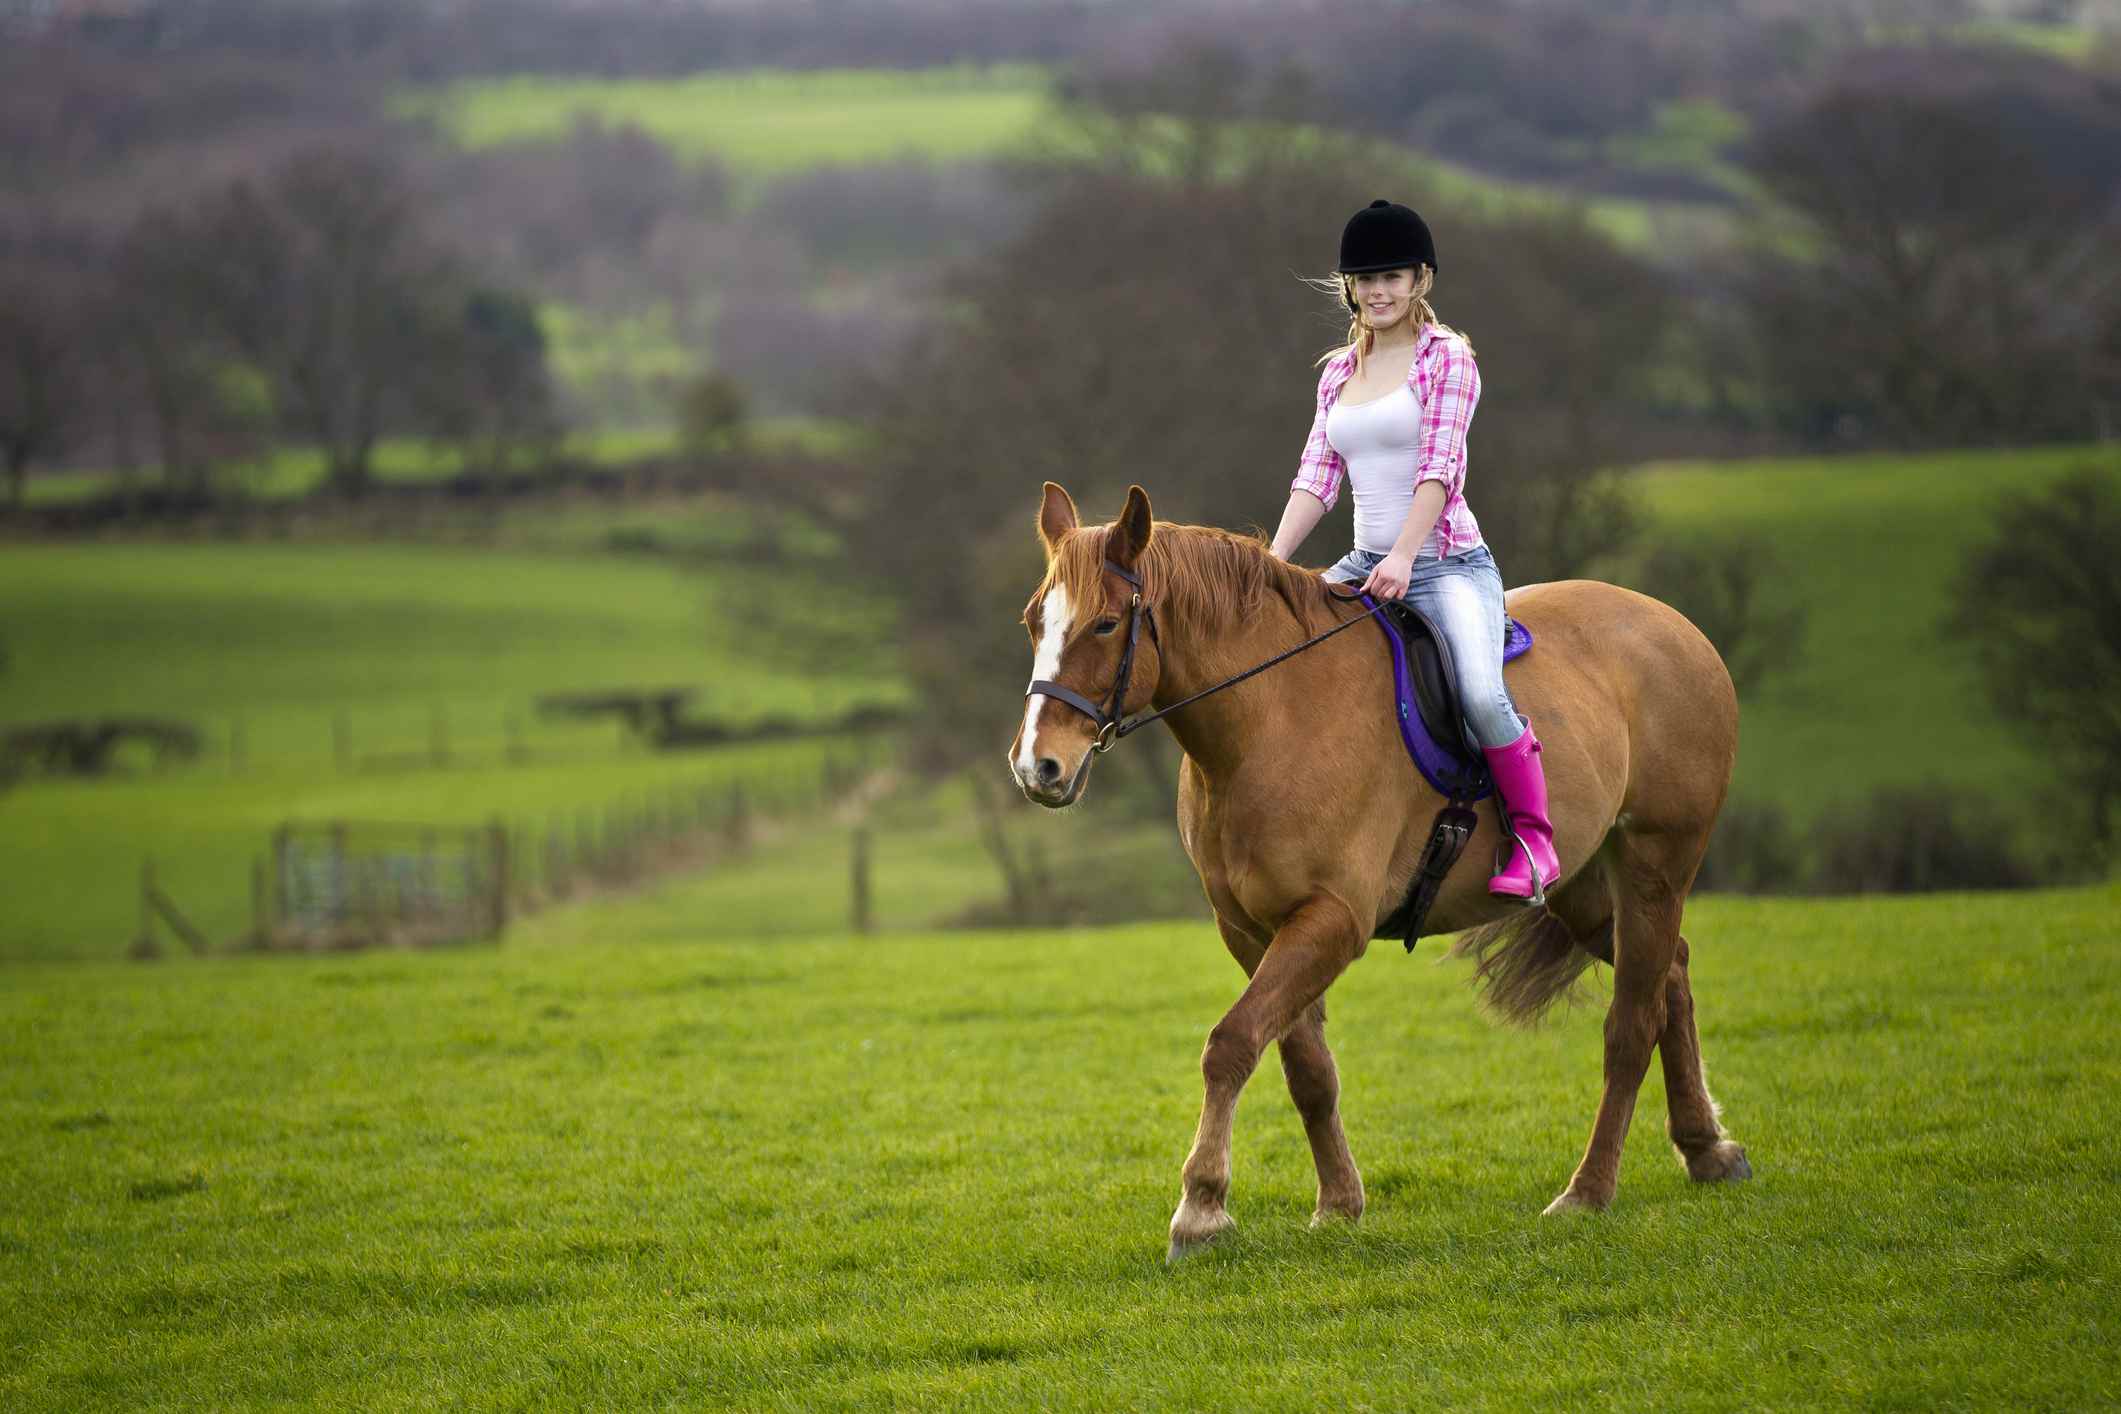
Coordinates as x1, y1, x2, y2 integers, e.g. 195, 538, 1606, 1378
0, 522, 902, 962
1617, 443, 2115, 823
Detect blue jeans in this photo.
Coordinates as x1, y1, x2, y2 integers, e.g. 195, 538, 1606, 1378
1323, 543, 1524, 751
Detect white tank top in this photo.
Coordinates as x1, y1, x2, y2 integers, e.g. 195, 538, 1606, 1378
1325, 382, 1444, 558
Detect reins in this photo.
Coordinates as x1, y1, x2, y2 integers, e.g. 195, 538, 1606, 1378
1025, 560, 1388, 754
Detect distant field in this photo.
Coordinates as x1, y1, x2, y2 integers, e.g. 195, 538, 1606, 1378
397, 65, 1052, 177
2, 883, 2115, 1408
1616, 443, 2116, 824
0, 537, 902, 962
398, 65, 1723, 255
21, 419, 864, 508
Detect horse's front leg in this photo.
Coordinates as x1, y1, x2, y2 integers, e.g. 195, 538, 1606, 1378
1212, 917, 1366, 1230
1170, 893, 1361, 1262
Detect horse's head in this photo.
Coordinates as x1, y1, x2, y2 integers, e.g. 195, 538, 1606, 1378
1008, 481, 1160, 808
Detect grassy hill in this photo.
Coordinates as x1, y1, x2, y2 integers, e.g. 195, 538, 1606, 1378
2, 883, 2114, 1407
396, 65, 1053, 180
1614, 443, 2116, 827
0, 527, 903, 963
395, 64, 1714, 253
3, 442, 2112, 962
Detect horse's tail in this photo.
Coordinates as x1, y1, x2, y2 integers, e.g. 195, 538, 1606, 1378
1448, 907, 1607, 1027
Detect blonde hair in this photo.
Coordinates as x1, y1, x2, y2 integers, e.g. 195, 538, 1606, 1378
1306, 264, 1474, 373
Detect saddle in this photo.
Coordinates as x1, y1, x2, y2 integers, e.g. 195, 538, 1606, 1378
1352, 592, 1536, 951
1361, 596, 1535, 801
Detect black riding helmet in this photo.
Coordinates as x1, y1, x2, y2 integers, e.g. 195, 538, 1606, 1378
1337, 199, 1437, 312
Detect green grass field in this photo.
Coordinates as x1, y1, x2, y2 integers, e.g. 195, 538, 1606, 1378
0, 536, 901, 963
396, 64, 1720, 255
1615, 443, 2117, 825
397, 65, 1054, 178
3, 882, 2115, 1408
21, 419, 865, 508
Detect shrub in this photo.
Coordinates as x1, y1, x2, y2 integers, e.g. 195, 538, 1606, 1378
1810, 783, 2036, 895
1630, 537, 1805, 698
1694, 798, 1804, 894
1945, 465, 2121, 855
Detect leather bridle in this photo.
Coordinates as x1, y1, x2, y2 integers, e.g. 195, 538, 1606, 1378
1024, 559, 1390, 755
1025, 559, 1161, 755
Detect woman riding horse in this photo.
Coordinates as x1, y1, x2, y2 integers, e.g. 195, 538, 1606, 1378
1007, 204, 1752, 1260
1270, 198, 1556, 902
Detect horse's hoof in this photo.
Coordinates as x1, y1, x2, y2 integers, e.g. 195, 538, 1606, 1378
1541, 1188, 1609, 1216
1167, 1208, 1235, 1263
1309, 1204, 1363, 1230
1686, 1141, 1753, 1184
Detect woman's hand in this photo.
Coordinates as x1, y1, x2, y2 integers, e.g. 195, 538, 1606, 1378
1360, 552, 1414, 599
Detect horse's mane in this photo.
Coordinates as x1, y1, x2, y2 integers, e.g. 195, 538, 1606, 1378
1033, 521, 1339, 638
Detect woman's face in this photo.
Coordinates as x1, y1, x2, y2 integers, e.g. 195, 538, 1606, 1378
1349, 268, 1418, 332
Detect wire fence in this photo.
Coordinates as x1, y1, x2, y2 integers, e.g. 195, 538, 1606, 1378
129, 751, 878, 957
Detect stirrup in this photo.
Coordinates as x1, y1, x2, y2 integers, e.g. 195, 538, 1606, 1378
1493, 829, 1547, 908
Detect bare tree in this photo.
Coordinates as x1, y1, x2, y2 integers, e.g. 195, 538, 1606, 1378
0, 269, 83, 509
858, 82, 1672, 802
1738, 45, 2121, 447
123, 146, 454, 494
1629, 538, 1806, 698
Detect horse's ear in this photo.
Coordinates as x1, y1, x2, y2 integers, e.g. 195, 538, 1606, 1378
1038, 482, 1079, 560
1109, 485, 1154, 571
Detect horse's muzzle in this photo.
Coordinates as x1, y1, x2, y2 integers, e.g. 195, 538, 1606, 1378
1015, 750, 1092, 809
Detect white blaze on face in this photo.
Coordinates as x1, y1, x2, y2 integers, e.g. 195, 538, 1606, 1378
1015, 584, 1072, 778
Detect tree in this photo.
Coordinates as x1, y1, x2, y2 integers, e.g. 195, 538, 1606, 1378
858, 95, 1671, 786
0, 269, 84, 509
121, 145, 454, 494
675, 372, 749, 463
416, 286, 559, 479
1737, 46, 2121, 447
1630, 537, 1805, 698
108, 215, 275, 494
1945, 466, 2121, 851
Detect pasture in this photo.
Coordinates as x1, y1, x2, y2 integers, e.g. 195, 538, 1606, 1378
0, 533, 900, 962
396, 65, 1053, 177
1620, 443, 2115, 823
3, 882, 2115, 1408
395, 65, 1706, 252
6, 444, 2115, 960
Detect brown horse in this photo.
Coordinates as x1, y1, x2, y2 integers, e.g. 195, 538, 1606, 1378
1008, 483, 1752, 1259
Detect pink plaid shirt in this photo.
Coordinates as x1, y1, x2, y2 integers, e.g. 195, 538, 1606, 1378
1291, 322, 1485, 557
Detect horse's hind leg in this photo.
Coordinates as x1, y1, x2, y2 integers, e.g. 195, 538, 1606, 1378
1545, 833, 1686, 1214
1660, 935, 1752, 1183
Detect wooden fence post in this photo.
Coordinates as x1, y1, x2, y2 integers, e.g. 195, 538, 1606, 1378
487, 818, 509, 939
726, 782, 749, 854
129, 859, 161, 960
851, 826, 874, 935
251, 856, 268, 949
272, 825, 291, 935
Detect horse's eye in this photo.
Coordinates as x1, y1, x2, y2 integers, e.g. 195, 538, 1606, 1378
1094, 618, 1121, 636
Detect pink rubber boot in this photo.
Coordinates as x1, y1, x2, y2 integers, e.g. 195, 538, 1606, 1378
1482, 718, 1561, 904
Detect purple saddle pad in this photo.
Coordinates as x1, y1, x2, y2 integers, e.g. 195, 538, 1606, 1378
1357, 593, 1533, 802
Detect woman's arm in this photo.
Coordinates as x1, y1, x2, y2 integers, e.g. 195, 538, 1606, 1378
1356, 482, 1447, 598
1270, 489, 1330, 561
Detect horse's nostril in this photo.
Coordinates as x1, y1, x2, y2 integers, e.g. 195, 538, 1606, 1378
1035, 757, 1063, 786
